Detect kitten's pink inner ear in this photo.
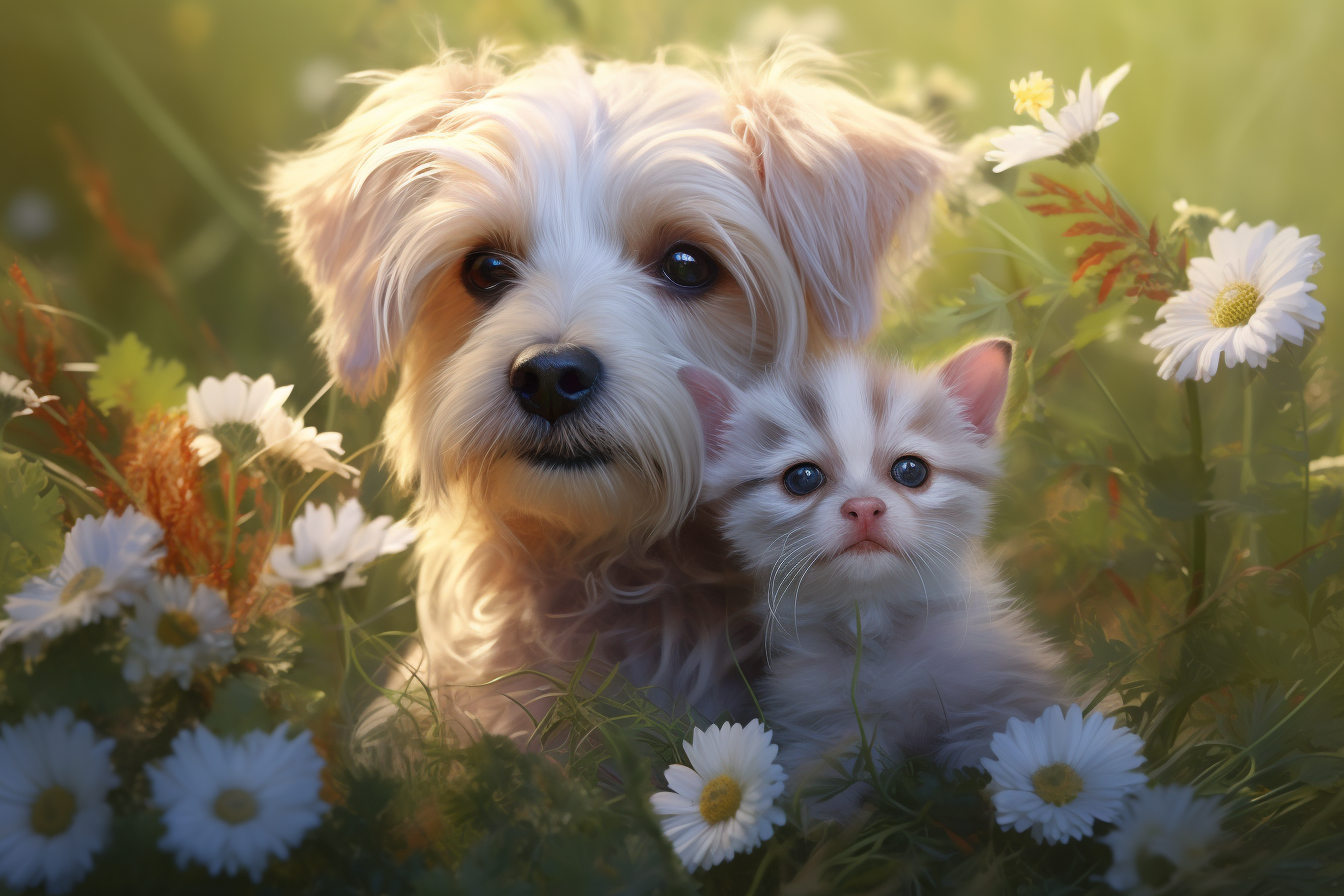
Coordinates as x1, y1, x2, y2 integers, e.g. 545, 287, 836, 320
938, 339, 1014, 439
678, 366, 736, 460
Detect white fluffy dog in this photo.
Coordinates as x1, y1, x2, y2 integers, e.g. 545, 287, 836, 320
264, 42, 948, 746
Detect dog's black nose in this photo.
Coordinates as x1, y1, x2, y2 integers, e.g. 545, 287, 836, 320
509, 343, 602, 424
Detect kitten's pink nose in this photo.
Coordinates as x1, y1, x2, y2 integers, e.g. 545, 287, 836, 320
841, 497, 886, 536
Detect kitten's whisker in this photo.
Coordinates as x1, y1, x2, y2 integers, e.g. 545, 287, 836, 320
764, 530, 819, 654
788, 551, 824, 639
767, 544, 823, 648
769, 546, 820, 619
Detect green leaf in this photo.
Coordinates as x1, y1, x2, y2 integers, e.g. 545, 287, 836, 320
1297, 754, 1344, 788
204, 674, 275, 736
1, 620, 135, 715
1072, 295, 1138, 350
0, 451, 65, 594
88, 332, 187, 419
926, 275, 1017, 334
1139, 453, 1213, 520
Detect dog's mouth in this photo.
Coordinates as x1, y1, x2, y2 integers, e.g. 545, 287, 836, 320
520, 448, 613, 471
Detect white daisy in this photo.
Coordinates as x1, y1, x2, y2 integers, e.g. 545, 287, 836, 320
1102, 785, 1228, 894
982, 703, 1146, 845
257, 411, 358, 481
0, 508, 165, 658
1140, 221, 1324, 382
123, 576, 236, 689
650, 719, 787, 872
267, 500, 416, 590
0, 370, 56, 421
986, 63, 1130, 172
187, 373, 294, 465
0, 709, 119, 895
147, 723, 327, 882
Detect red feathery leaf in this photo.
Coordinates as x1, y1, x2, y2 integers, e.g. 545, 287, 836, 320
1098, 260, 1127, 303
1025, 203, 1072, 217
1116, 203, 1140, 236
1147, 220, 1160, 254
1062, 221, 1124, 238
1073, 241, 1127, 282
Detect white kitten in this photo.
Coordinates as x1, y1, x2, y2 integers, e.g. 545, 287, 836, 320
680, 341, 1064, 821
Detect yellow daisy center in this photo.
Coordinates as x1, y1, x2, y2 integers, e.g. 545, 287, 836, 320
214, 787, 259, 825
30, 785, 77, 837
1010, 71, 1054, 121
1208, 281, 1262, 328
1031, 762, 1084, 806
59, 566, 104, 605
698, 774, 742, 824
156, 609, 201, 647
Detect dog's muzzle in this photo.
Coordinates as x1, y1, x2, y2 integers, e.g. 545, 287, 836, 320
510, 343, 602, 425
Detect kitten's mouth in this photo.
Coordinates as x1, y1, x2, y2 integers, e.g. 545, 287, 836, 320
840, 539, 894, 556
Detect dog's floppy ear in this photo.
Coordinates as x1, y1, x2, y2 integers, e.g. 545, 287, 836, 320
264, 52, 503, 399
730, 43, 950, 342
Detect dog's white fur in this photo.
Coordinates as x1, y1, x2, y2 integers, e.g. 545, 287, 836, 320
264, 42, 949, 745
686, 345, 1064, 821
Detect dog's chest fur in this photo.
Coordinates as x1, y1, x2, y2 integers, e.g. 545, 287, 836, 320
416, 510, 758, 739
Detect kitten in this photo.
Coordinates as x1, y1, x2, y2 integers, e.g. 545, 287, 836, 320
680, 341, 1064, 821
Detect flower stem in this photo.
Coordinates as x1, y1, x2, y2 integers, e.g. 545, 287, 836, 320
222, 456, 238, 578
1088, 163, 1144, 227
1074, 346, 1153, 463
850, 603, 879, 786
1185, 380, 1207, 615
981, 215, 1063, 279
1242, 367, 1258, 563
1300, 377, 1311, 551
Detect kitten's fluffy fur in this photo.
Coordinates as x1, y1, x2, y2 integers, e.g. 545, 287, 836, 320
683, 342, 1063, 820
262, 42, 948, 748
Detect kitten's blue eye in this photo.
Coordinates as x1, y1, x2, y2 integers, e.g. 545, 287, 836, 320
891, 456, 929, 488
783, 463, 825, 496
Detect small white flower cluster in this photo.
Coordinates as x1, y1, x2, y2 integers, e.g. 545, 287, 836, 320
983, 703, 1228, 892
0, 709, 326, 893
187, 372, 357, 479
0, 509, 235, 689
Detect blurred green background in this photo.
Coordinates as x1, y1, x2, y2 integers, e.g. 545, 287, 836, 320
2, 0, 1341, 534
3, 0, 1340, 383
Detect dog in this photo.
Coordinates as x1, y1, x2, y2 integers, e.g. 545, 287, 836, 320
263, 40, 948, 750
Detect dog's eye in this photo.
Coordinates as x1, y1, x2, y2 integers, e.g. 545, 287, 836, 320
891, 456, 929, 488
463, 251, 515, 298
660, 243, 718, 291
783, 463, 825, 496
